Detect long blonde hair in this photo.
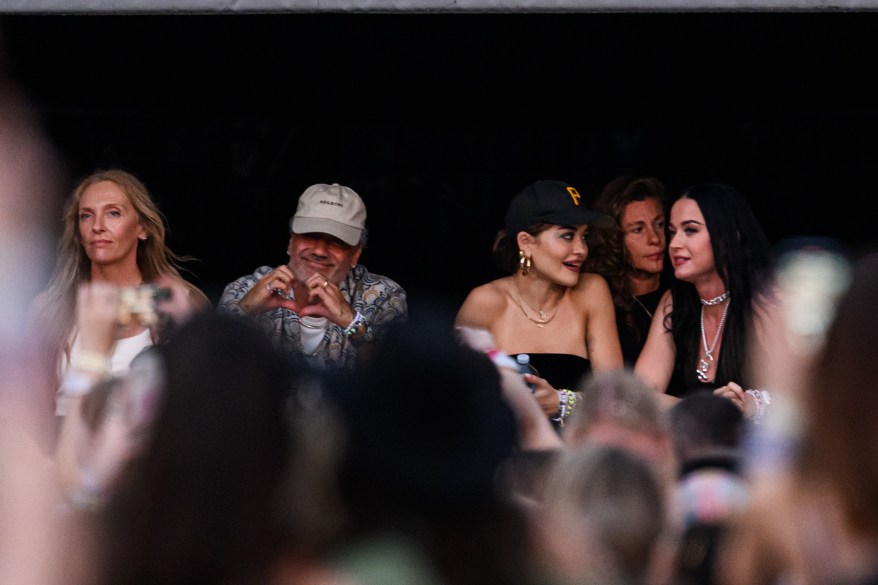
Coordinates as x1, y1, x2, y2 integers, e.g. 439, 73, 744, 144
36, 169, 205, 352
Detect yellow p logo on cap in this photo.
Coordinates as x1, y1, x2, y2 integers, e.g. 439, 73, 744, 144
567, 186, 581, 206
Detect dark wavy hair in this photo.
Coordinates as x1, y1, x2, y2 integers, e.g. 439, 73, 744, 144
96, 314, 296, 585
585, 176, 668, 345
667, 183, 774, 391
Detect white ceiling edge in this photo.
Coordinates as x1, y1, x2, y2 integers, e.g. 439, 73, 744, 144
0, 0, 875, 12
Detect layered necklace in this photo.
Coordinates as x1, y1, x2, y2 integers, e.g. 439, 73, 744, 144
700, 291, 730, 306
696, 292, 731, 383
282, 288, 324, 331
511, 282, 560, 328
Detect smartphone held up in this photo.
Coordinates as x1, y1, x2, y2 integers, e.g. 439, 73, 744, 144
117, 284, 172, 327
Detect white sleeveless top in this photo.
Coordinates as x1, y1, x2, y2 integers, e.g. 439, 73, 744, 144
56, 327, 154, 416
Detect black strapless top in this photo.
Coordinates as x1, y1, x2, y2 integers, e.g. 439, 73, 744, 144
511, 353, 592, 391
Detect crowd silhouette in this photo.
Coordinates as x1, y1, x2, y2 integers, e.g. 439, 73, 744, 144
3, 63, 876, 585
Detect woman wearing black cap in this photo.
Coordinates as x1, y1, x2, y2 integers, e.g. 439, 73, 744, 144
456, 179, 624, 428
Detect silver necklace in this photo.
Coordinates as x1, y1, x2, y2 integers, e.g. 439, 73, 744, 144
700, 291, 730, 306
696, 298, 731, 383
272, 284, 324, 331
633, 296, 654, 320
296, 316, 324, 330
299, 321, 328, 357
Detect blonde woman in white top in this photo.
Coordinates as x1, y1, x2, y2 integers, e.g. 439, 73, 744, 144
31, 169, 209, 423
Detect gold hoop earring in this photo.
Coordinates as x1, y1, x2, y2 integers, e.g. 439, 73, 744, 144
519, 250, 531, 276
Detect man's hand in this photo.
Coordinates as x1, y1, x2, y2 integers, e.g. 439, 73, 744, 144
238, 265, 301, 315
298, 273, 356, 328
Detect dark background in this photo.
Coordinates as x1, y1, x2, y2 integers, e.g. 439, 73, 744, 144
2, 13, 876, 310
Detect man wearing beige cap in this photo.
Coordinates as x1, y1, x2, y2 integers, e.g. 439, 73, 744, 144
218, 183, 407, 369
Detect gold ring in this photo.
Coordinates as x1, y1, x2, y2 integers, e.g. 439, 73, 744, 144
322, 280, 329, 288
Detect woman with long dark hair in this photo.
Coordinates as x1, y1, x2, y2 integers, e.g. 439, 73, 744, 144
635, 183, 774, 406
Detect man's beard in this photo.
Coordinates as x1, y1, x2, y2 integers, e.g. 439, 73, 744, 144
290, 255, 339, 285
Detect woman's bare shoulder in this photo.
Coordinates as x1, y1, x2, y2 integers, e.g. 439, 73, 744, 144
575, 271, 609, 288
571, 271, 613, 300
464, 278, 510, 303
182, 281, 212, 311
658, 288, 674, 314
456, 278, 510, 327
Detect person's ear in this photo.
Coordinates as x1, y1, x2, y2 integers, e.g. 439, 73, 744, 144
516, 231, 535, 255
286, 236, 294, 256
351, 246, 363, 267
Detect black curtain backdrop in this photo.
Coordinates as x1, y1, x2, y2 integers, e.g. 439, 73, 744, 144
2, 13, 876, 310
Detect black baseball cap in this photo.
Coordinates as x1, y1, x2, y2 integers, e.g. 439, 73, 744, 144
504, 179, 614, 235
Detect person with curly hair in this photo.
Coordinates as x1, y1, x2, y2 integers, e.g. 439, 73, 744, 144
585, 175, 671, 367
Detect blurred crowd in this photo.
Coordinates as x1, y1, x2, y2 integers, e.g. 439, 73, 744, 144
3, 64, 877, 585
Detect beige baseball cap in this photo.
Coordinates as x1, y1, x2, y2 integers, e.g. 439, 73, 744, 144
289, 183, 367, 246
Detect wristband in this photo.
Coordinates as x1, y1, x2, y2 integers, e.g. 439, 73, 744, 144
343, 311, 367, 337
552, 389, 577, 427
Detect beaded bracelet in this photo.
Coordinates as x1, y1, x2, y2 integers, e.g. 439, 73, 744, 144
565, 389, 577, 415
552, 389, 577, 427
343, 311, 367, 337
745, 389, 772, 424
